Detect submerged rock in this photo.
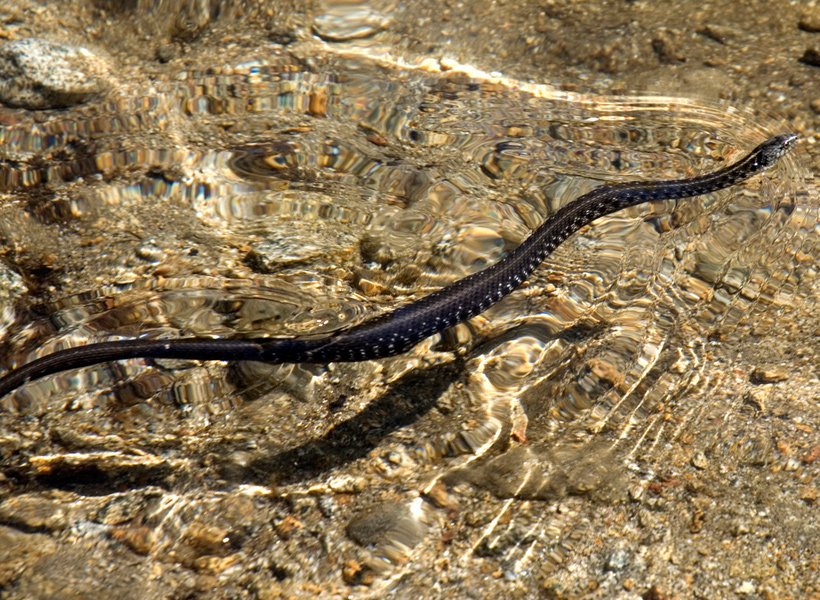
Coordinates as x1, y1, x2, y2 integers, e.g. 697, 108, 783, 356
0, 38, 110, 109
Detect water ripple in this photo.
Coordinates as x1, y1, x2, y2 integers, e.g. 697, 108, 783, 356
0, 45, 813, 592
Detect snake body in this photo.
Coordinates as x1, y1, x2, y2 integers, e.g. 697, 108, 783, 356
0, 134, 797, 397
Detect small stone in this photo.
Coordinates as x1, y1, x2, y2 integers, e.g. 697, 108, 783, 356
638, 509, 657, 528
354, 275, 388, 297
341, 559, 362, 584
193, 554, 241, 574
731, 519, 751, 536
801, 445, 819, 465
135, 240, 163, 262
341, 559, 374, 585
327, 475, 365, 493
642, 585, 671, 600
750, 367, 789, 384
359, 234, 394, 266
423, 481, 458, 511
155, 43, 177, 63
275, 515, 303, 539
366, 131, 388, 146
0, 262, 26, 334
698, 24, 739, 44
346, 503, 404, 546
736, 581, 756, 595
110, 525, 155, 555
652, 30, 686, 64
316, 495, 336, 518
690, 505, 706, 533
0, 525, 59, 579
799, 486, 817, 503
268, 29, 296, 45
243, 237, 323, 272
810, 98, 820, 114
313, 3, 390, 42
185, 522, 231, 556
798, 15, 820, 33
691, 451, 709, 469
744, 387, 769, 412
308, 88, 328, 117
0, 38, 110, 109
0, 495, 68, 531
587, 357, 625, 389
799, 48, 820, 67
603, 548, 631, 572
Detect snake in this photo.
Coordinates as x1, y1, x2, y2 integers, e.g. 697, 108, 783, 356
0, 134, 797, 398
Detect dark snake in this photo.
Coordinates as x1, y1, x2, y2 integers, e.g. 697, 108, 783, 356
0, 134, 797, 398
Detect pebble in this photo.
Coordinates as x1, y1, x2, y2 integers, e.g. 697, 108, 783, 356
651, 30, 686, 64
135, 240, 164, 262
744, 387, 770, 412
799, 48, 820, 67
243, 237, 323, 273
691, 451, 709, 470
736, 581, 756, 595
698, 24, 739, 44
359, 233, 394, 266
603, 548, 631, 572
798, 15, 820, 33
0, 38, 110, 109
750, 367, 789, 384
810, 98, 820, 114
643, 585, 672, 600
0, 494, 69, 531
313, 2, 390, 41
155, 43, 177, 64
0, 262, 26, 341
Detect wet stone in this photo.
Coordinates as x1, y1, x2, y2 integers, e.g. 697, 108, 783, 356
750, 367, 789, 384
155, 43, 178, 63
0, 494, 69, 532
267, 28, 296, 46
0, 38, 110, 109
243, 238, 324, 272
346, 502, 405, 546
698, 24, 740, 44
359, 233, 394, 266
109, 525, 155, 555
0, 525, 59, 587
12, 544, 150, 600
135, 240, 164, 262
798, 15, 820, 33
603, 547, 632, 572
744, 387, 770, 412
643, 584, 673, 600
346, 500, 425, 554
651, 30, 686, 64
313, 1, 390, 41
691, 451, 709, 470
736, 581, 756, 595
0, 262, 26, 337
799, 48, 820, 67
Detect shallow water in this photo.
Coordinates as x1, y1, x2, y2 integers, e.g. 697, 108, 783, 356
0, 2, 816, 598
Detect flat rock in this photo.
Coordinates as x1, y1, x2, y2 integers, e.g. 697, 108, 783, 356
0, 38, 110, 109
750, 367, 790, 384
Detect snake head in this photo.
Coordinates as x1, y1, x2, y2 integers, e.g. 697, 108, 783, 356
755, 133, 798, 169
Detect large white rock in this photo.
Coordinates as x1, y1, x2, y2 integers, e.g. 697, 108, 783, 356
0, 38, 110, 109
